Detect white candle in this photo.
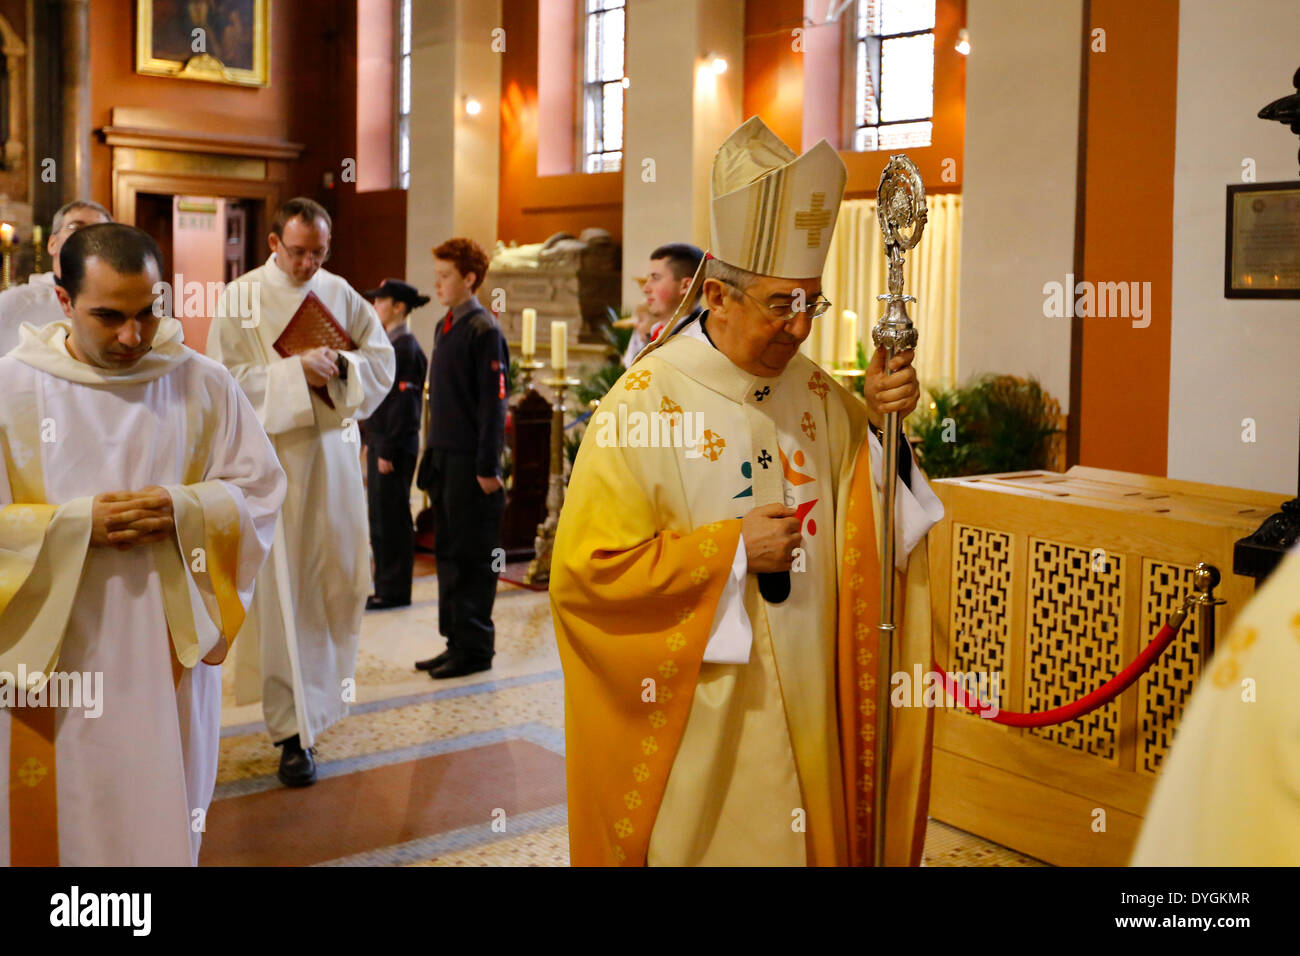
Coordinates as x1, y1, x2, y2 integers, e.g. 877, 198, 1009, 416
521, 308, 536, 356
839, 310, 858, 365
820, 316, 836, 367
551, 320, 567, 371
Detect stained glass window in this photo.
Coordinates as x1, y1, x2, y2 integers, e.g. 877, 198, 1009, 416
852, 0, 934, 152
582, 0, 625, 174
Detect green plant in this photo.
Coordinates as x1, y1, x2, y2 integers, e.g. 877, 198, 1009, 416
909, 375, 1060, 478
604, 306, 633, 355
575, 361, 623, 407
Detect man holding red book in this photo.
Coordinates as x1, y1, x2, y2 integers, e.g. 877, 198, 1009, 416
207, 197, 395, 787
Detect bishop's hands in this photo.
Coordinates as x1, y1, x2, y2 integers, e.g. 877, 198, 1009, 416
299, 346, 340, 388
863, 347, 920, 430
91, 486, 175, 550
742, 504, 802, 573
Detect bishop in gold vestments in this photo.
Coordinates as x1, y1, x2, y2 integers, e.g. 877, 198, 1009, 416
549, 118, 943, 867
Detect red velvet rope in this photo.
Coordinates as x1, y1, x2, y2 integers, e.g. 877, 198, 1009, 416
934, 620, 1183, 727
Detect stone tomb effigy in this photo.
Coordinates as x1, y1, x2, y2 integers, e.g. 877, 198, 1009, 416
487, 228, 622, 395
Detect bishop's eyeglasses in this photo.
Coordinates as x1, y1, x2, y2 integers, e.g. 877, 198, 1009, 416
720, 281, 832, 324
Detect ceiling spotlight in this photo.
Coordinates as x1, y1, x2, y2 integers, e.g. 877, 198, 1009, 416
955, 28, 971, 55
709, 55, 728, 75
464, 97, 482, 116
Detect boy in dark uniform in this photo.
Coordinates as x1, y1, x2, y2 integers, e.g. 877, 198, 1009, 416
361, 279, 429, 610
415, 239, 509, 679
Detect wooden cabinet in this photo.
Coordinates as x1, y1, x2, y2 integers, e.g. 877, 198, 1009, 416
926, 466, 1287, 865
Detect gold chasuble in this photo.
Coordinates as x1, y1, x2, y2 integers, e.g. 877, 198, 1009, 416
550, 329, 934, 866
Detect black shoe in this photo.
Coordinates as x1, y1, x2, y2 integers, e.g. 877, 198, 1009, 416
276, 734, 317, 788
366, 595, 411, 611
429, 657, 492, 680
415, 650, 452, 672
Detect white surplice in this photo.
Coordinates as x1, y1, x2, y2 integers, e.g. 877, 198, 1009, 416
0, 274, 66, 356
206, 255, 395, 746
0, 318, 285, 866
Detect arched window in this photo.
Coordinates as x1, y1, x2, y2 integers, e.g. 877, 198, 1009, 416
581, 0, 626, 173
848, 0, 935, 151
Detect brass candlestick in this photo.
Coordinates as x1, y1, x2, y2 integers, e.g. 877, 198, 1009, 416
830, 364, 866, 391
1, 234, 11, 290
32, 226, 43, 274
517, 357, 545, 395
523, 370, 581, 585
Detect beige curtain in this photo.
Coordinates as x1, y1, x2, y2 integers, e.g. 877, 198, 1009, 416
806, 194, 961, 391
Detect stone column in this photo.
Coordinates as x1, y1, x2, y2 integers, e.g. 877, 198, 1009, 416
405, 0, 502, 351
621, 0, 743, 308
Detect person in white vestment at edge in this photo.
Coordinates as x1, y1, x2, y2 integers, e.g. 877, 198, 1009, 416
0, 223, 286, 866
1131, 540, 1300, 866
0, 200, 112, 356
207, 197, 396, 788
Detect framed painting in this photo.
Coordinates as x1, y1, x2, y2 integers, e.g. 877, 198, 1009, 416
136, 0, 269, 88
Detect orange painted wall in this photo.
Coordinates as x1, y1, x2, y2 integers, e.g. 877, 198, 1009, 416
498, 0, 623, 244
744, 0, 966, 196
744, 0, 805, 150
89, 0, 300, 206
87, 0, 405, 293
1076, 0, 1177, 475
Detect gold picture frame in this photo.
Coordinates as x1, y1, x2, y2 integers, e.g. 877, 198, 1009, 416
136, 0, 269, 88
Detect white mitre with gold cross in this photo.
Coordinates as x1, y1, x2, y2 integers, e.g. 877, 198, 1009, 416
710, 116, 848, 279
636, 117, 848, 363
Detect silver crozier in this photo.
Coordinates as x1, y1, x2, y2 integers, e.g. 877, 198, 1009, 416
869, 155, 927, 866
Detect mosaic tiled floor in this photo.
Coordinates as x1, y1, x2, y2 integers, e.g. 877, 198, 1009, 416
205, 570, 1045, 867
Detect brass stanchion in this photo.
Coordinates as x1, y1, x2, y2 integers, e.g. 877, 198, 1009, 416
524, 370, 580, 585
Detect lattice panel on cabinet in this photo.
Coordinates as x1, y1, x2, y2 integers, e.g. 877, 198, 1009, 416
1025, 539, 1124, 760
1138, 560, 1203, 775
949, 524, 1012, 718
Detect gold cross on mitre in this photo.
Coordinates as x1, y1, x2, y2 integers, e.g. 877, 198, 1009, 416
795, 192, 832, 248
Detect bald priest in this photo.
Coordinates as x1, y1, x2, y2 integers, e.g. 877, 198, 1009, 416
550, 116, 945, 867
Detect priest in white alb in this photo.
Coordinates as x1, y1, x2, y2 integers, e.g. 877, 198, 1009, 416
207, 197, 395, 787
550, 117, 944, 866
0, 223, 285, 866
0, 200, 111, 356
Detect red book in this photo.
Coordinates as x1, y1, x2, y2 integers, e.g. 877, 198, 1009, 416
272, 291, 357, 409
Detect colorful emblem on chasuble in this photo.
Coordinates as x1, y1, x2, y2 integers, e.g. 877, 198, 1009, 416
807, 370, 830, 400
625, 369, 652, 391
801, 411, 817, 441
700, 429, 726, 462
658, 396, 683, 424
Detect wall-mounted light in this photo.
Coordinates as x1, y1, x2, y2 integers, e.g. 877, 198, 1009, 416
709, 55, 728, 75
621, 76, 630, 89
955, 28, 971, 55
464, 96, 482, 116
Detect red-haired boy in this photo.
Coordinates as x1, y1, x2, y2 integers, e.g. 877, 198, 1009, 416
415, 238, 509, 679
